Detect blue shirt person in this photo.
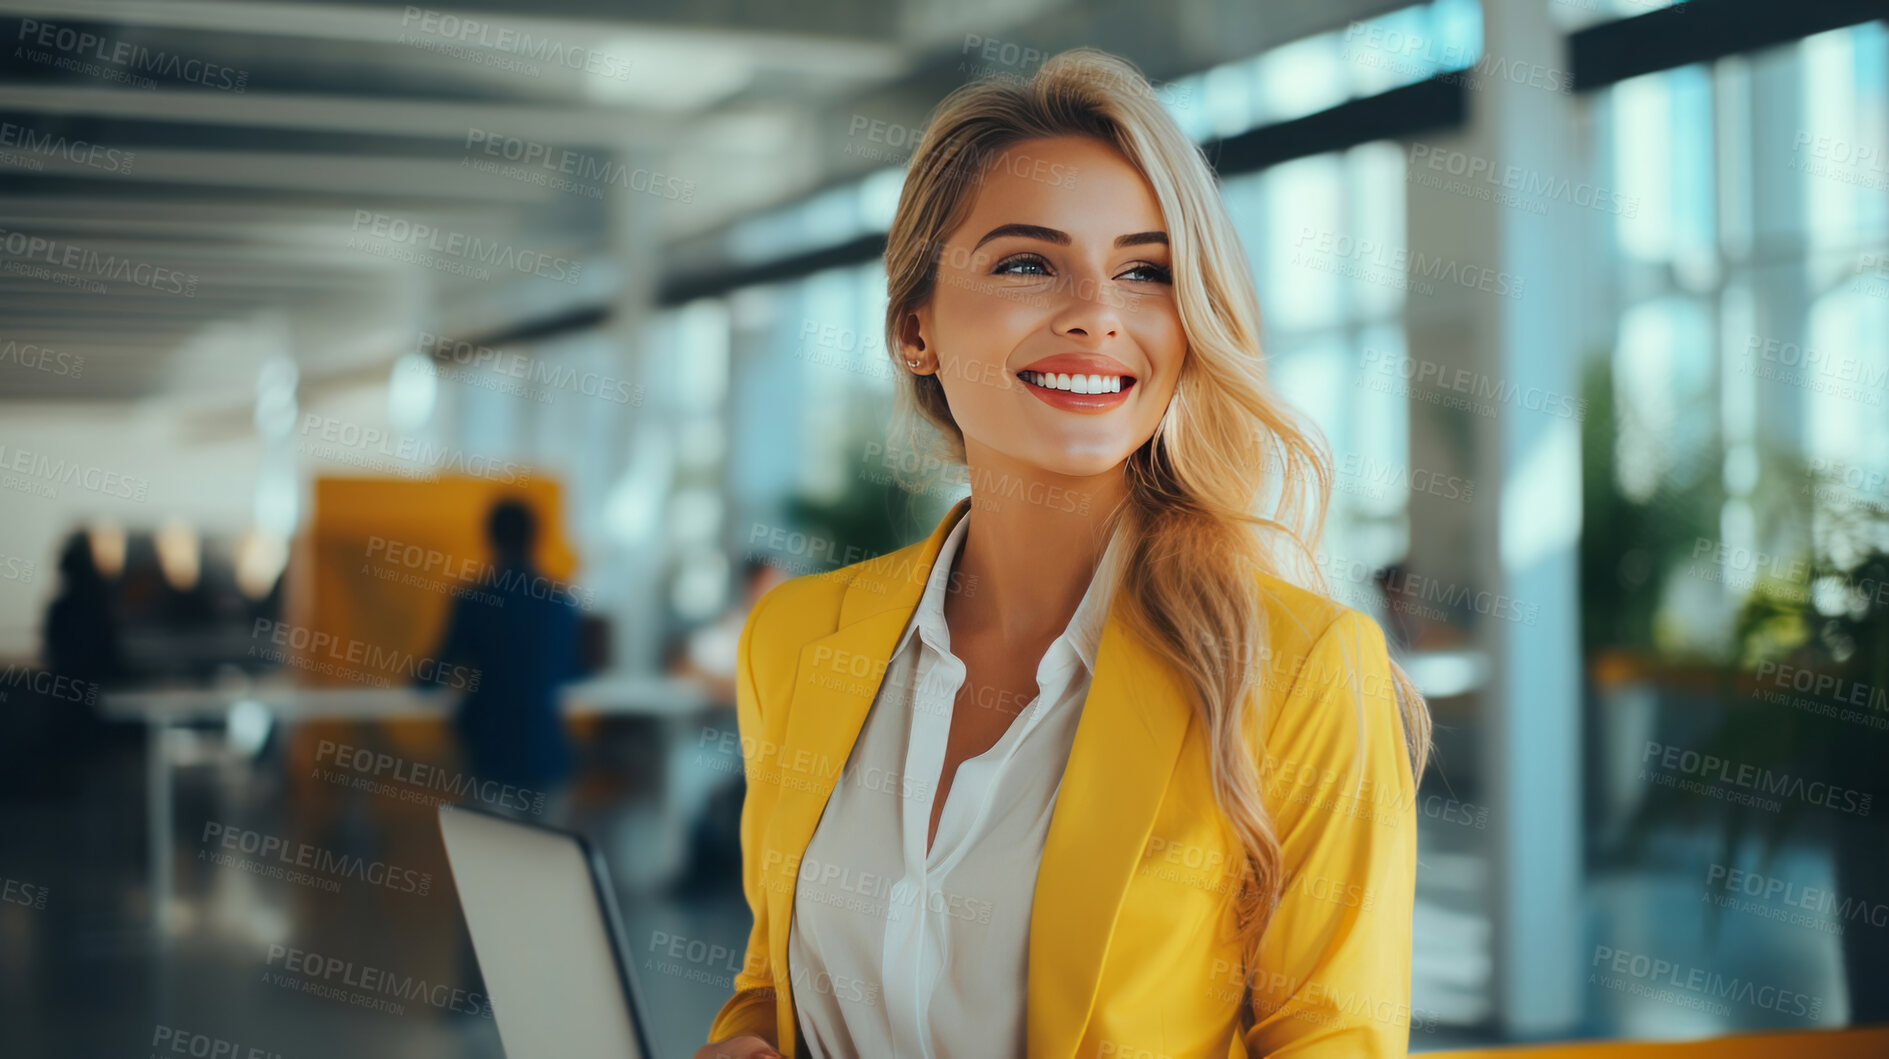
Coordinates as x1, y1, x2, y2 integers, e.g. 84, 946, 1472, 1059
425, 499, 583, 798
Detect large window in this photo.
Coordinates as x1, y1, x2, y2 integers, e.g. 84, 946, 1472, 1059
1596, 21, 1889, 654
1584, 18, 1889, 1035
1223, 143, 1416, 579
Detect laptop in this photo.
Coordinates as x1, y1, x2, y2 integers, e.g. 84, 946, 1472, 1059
437, 803, 662, 1059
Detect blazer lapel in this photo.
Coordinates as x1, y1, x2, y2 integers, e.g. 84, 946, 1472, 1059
761, 498, 971, 1056
752, 494, 1193, 1059
1026, 602, 1196, 1059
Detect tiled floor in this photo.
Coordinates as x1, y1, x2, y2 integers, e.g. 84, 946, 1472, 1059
0, 725, 1863, 1057
0, 730, 753, 1059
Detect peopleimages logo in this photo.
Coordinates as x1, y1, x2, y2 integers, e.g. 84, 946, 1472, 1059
1406, 143, 1638, 218
398, 7, 632, 81
1336, 451, 1476, 503
149, 1024, 288, 1059
1358, 348, 1585, 420
928, 136, 1080, 189
297, 413, 530, 484
0, 121, 135, 174
1756, 661, 1889, 713
1802, 455, 1889, 513
264, 942, 496, 1018
0, 664, 100, 705
419, 332, 644, 406
0, 553, 37, 584
1315, 549, 1540, 626
747, 522, 882, 570
249, 618, 481, 691
0, 444, 149, 501
1705, 863, 1889, 931
348, 211, 583, 284
644, 929, 757, 992
1295, 228, 1525, 300
765, 851, 997, 927
366, 533, 596, 610
1590, 944, 1823, 1019
0, 339, 84, 377
461, 129, 693, 202
14, 19, 250, 92
1641, 741, 1872, 816
1745, 333, 1889, 406
2, 875, 48, 911
201, 822, 433, 896
319, 740, 544, 815
0, 227, 197, 296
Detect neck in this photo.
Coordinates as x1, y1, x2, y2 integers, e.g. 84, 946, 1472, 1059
943, 438, 1129, 642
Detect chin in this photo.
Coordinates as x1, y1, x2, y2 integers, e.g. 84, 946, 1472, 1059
1022, 445, 1131, 480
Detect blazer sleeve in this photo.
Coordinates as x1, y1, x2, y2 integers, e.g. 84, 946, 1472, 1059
705, 593, 784, 1047
1242, 608, 1420, 1058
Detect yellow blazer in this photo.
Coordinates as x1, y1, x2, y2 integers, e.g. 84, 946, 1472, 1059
708, 497, 1419, 1058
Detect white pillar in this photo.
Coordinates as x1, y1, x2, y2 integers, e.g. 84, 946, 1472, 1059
1478, 0, 1586, 1037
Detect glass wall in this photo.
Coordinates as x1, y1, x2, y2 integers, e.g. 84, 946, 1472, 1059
1582, 19, 1889, 1034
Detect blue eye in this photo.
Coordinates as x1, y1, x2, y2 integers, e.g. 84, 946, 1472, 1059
992, 254, 1050, 276
1121, 263, 1172, 284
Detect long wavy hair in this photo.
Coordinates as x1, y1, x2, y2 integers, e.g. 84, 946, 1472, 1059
881, 47, 1434, 987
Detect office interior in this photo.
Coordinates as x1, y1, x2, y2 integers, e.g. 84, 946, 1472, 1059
1, 0, 1886, 1055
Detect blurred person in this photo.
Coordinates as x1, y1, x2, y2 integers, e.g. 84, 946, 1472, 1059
44, 529, 123, 693
671, 557, 794, 704
41, 528, 123, 756
425, 498, 583, 822
0, 530, 125, 796
700, 50, 1430, 1059
1373, 560, 1423, 651
671, 558, 793, 898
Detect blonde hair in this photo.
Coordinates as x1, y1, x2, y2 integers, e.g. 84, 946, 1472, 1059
882, 48, 1433, 990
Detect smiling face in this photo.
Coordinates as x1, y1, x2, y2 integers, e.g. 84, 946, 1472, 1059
900, 134, 1187, 479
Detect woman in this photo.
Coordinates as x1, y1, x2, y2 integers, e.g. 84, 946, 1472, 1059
699, 48, 1431, 1059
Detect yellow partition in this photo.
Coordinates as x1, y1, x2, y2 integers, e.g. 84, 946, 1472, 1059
276, 474, 580, 787
284, 474, 576, 690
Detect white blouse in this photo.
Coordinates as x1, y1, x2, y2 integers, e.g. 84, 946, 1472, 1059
785, 511, 1125, 1059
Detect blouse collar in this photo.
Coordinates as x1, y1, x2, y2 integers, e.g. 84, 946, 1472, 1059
891, 506, 1126, 679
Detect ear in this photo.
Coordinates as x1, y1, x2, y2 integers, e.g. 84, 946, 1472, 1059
897, 308, 933, 371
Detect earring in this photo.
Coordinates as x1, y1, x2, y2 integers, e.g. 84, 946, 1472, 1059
907, 359, 922, 368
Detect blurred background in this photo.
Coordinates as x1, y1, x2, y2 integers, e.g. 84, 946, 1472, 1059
0, 0, 1885, 1055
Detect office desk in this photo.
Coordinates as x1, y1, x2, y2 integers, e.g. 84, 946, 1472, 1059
104, 673, 715, 934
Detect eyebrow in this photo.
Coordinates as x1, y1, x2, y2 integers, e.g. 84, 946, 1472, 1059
972, 224, 1169, 250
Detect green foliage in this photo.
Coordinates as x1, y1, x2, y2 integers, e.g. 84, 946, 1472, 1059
1577, 353, 1721, 654
780, 427, 957, 570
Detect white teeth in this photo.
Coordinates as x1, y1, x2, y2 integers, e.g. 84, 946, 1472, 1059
1022, 370, 1131, 394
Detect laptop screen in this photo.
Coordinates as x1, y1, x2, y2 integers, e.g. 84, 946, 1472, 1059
438, 806, 652, 1059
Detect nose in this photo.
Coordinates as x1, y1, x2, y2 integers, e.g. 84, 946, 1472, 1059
1049, 279, 1124, 342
